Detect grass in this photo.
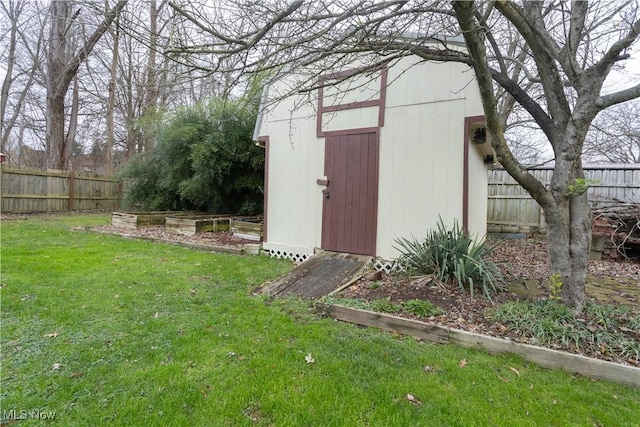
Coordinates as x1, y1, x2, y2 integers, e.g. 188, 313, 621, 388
1, 213, 639, 426
322, 297, 444, 318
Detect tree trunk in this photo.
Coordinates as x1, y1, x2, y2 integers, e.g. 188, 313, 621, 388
544, 190, 591, 312
105, 5, 120, 175
141, 0, 158, 152
46, 0, 69, 169
46, 0, 127, 170
64, 75, 79, 169
451, 0, 601, 312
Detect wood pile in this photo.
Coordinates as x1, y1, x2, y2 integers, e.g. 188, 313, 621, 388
591, 202, 640, 261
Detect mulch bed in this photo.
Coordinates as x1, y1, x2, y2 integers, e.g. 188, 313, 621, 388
339, 237, 640, 366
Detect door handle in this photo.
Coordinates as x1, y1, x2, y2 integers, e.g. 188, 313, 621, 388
322, 189, 330, 199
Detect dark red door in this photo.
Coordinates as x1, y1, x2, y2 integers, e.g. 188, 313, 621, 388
321, 132, 379, 255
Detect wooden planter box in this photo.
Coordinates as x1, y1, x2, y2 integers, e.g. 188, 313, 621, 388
231, 217, 263, 241
111, 211, 198, 229
165, 214, 231, 236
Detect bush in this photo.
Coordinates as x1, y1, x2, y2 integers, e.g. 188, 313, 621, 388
394, 218, 505, 299
118, 95, 264, 214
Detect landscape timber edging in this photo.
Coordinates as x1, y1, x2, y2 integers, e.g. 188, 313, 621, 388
316, 303, 640, 389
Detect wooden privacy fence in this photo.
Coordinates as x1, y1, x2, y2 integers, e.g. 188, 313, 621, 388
488, 165, 640, 233
0, 167, 120, 213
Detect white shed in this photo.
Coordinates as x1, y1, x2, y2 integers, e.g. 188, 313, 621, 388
254, 50, 493, 270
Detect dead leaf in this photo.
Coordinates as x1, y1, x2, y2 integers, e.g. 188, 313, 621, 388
153, 312, 159, 318
200, 385, 212, 397
458, 358, 467, 368
52, 363, 61, 370
509, 367, 521, 376
411, 275, 434, 287
70, 372, 84, 378
529, 384, 534, 390
406, 394, 423, 406
190, 289, 197, 296
44, 332, 58, 338
499, 376, 510, 383
305, 353, 315, 364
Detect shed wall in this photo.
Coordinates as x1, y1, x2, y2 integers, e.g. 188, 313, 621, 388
375, 58, 486, 259
258, 56, 487, 260
260, 103, 324, 258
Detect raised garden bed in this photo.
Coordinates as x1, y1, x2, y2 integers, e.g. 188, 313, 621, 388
165, 214, 231, 236
111, 211, 199, 229
231, 217, 263, 241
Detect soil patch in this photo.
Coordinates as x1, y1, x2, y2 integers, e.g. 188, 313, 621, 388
88, 224, 255, 249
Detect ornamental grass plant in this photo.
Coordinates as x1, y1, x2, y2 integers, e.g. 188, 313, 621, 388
394, 218, 505, 299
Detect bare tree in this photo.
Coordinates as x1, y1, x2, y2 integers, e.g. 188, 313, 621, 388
46, 0, 126, 170
0, 0, 47, 165
104, 2, 122, 175
584, 100, 640, 163
163, 0, 640, 312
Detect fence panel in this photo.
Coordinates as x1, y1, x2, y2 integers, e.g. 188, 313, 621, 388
0, 167, 120, 213
488, 165, 640, 232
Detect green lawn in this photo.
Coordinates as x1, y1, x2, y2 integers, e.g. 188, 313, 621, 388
1, 213, 638, 426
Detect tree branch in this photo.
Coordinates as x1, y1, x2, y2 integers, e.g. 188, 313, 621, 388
453, 0, 552, 208
64, 0, 128, 91
597, 82, 640, 109
592, 16, 640, 75
496, 1, 571, 130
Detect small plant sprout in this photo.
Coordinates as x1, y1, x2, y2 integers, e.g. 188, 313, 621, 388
549, 274, 563, 301
568, 178, 599, 196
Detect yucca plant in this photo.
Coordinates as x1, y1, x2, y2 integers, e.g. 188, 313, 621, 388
394, 218, 505, 299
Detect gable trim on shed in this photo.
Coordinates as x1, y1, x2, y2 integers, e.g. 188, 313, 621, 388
257, 135, 270, 243
463, 115, 487, 231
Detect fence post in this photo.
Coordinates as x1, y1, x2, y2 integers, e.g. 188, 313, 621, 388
68, 171, 75, 211
117, 181, 123, 209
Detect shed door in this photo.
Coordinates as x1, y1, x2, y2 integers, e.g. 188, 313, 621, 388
321, 132, 379, 255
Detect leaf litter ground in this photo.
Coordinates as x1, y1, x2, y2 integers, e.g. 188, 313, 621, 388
339, 237, 640, 366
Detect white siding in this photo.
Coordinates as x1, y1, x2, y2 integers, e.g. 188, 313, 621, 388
259, 84, 325, 255
376, 57, 485, 259
468, 143, 489, 238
